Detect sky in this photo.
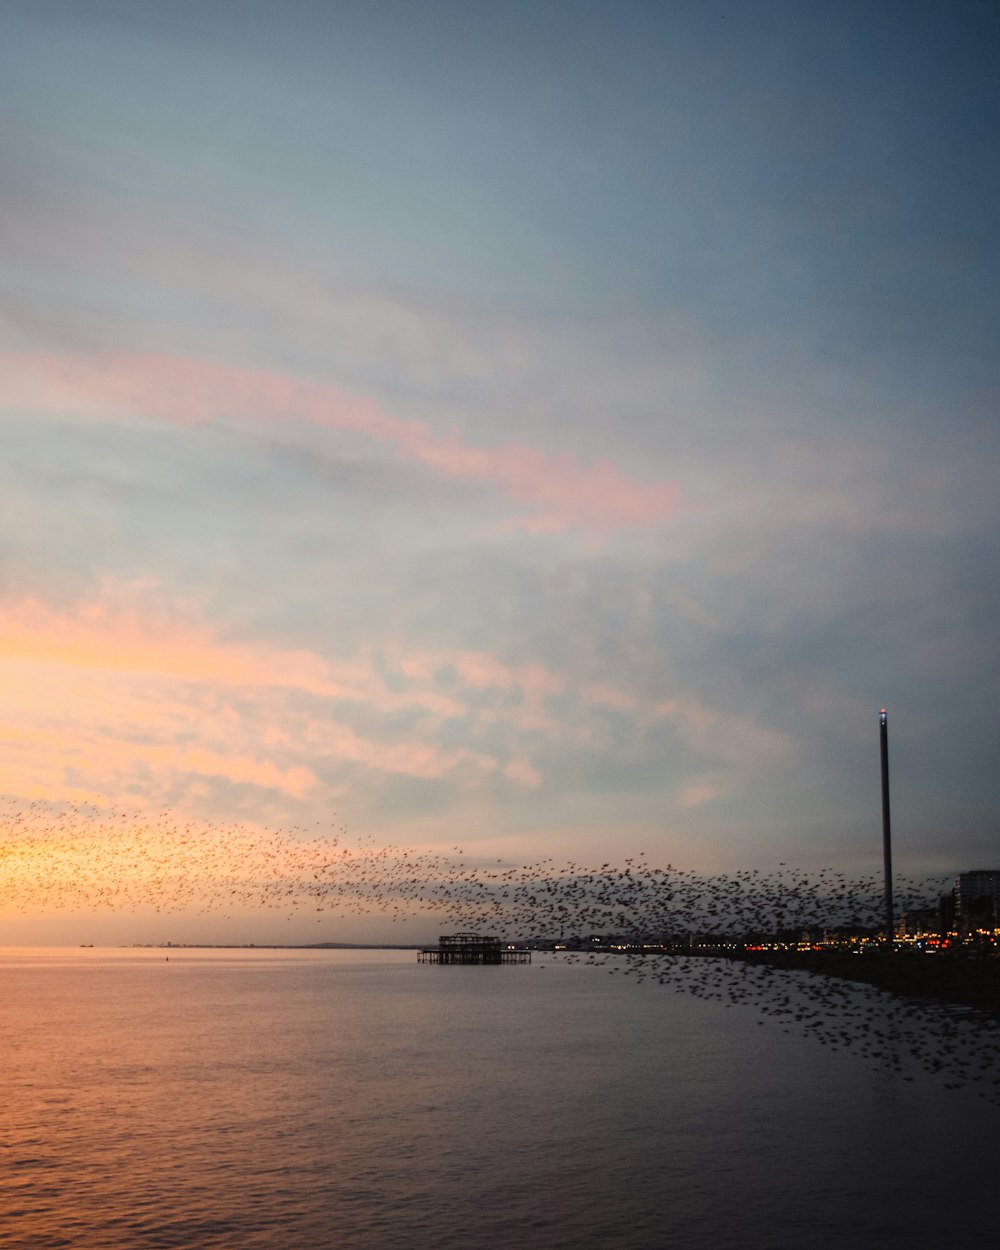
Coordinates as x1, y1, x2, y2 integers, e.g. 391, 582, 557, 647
2, 0, 998, 943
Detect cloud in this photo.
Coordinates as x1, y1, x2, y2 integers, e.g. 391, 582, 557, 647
0, 585, 791, 828
5, 351, 682, 535
677, 780, 722, 809
0, 589, 496, 811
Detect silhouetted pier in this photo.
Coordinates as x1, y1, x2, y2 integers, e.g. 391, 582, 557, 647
418, 932, 531, 965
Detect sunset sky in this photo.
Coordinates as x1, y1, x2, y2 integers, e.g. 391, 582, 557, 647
2, 0, 998, 942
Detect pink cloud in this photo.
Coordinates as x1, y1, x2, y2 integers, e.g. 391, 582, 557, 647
0, 587, 792, 828
5, 351, 680, 533
503, 757, 543, 788
0, 592, 531, 812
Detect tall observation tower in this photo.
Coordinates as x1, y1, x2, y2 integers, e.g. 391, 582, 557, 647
879, 708, 894, 945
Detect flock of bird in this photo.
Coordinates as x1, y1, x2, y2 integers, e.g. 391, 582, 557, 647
3, 796, 997, 1100
0, 797, 945, 934
570, 950, 1000, 1102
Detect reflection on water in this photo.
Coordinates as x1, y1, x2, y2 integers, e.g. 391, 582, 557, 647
0, 948, 993, 1249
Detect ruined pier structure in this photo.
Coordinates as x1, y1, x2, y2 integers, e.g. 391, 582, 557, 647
418, 932, 531, 965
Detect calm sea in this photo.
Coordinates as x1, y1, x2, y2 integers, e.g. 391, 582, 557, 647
0, 948, 993, 1250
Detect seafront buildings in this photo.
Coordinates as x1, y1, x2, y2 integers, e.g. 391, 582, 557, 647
548, 868, 1000, 957
954, 870, 1000, 933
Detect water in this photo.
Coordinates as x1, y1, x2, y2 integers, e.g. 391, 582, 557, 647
0, 948, 993, 1249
